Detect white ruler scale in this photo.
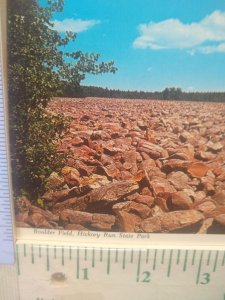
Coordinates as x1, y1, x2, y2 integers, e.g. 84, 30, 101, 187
0, 52, 15, 265
15, 242, 225, 300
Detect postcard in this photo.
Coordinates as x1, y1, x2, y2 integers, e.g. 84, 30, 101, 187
7, 0, 225, 239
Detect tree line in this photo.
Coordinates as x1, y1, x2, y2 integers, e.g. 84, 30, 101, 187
61, 85, 225, 102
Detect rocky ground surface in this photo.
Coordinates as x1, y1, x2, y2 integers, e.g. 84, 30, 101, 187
15, 97, 225, 233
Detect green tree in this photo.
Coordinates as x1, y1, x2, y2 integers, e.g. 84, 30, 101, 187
162, 87, 183, 100
8, 0, 117, 198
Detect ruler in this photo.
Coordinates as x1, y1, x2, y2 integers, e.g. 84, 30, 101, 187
0, 20, 15, 264
14, 242, 225, 300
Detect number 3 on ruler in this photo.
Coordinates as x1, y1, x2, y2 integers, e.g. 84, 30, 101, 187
200, 273, 210, 285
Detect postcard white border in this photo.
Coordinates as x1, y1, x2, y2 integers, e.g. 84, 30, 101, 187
16, 228, 225, 249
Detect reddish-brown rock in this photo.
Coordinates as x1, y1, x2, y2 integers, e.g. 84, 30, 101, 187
167, 171, 190, 190
149, 177, 176, 197
138, 210, 204, 232
171, 191, 193, 210
187, 162, 209, 178
117, 211, 141, 232
88, 180, 139, 203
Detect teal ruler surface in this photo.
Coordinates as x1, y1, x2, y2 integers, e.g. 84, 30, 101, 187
14, 242, 225, 300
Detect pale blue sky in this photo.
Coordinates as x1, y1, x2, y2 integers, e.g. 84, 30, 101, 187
47, 0, 225, 92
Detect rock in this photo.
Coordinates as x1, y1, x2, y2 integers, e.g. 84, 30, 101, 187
206, 141, 223, 152
139, 159, 156, 171
215, 214, 225, 226
80, 115, 90, 122
195, 151, 216, 161
117, 211, 141, 232
171, 191, 193, 210
71, 136, 84, 146
91, 214, 116, 231
149, 177, 176, 197
138, 210, 204, 232
167, 171, 190, 190
151, 205, 165, 217
127, 193, 155, 206
61, 166, 81, 187
122, 150, 138, 174
198, 218, 214, 234
30, 206, 59, 222
60, 209, 115, 230
102, 164, 120, 179
132, 170, 146, 183
137, 141, 166, 159
60, 210, 93, 225
81, 174, 110, 189
45, 172, 65, 191
52, 195, 88, 214
25, 213, 54, 228
146, 167, 167, 180
16, 196, 31, 213
162, 159, 190, 173
42, 189, 70, 203
88, 180, 139, 203
155, 197, 169, 212
196, 201, 216, 215
113, 201, 151, 219
212, 191, 225, 205
187, 162, 209, 178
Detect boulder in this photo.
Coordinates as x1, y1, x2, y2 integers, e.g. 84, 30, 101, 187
138, 210, 204, 233
171, 191, 193, 210
117, 211, 141, 232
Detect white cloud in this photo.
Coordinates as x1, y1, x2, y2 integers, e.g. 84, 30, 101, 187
52, 18, 101, 33
133, 11, 225, 54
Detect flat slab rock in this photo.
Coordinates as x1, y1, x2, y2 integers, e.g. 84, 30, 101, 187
137, 210, 204, 233
60, 209, 115, 231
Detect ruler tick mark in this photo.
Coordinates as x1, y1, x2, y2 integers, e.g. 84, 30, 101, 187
213, 251, 219, 272
161, 250, 165, 264
85, 247, 87, 261
183, 250, 188, 272
107, 249, 111, 275
153, 249, 157, 270
39, 245, 42, 258
130, 249, 134, 263
69, 246, 72, 260
222, 252, 225, 266
146, 249, 149, 264
100, 248, 103, 262
54, 246, 57, 259
23, 244, 26, 257
92, 248, 95, 268
207, 251, 211, 266
192, 250, 196, 266
136, 250, 142, 282
31, 244, 34, 264
77, 248, 80, 279
177, 250, 180, 265
167, 250, 173, 277
115, 248, 118, 263
16, 244, 20, 276
123, 249, 126, 269
196, 251, 203, 285
46, 245, 50, 271
62, 246, 64, 266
